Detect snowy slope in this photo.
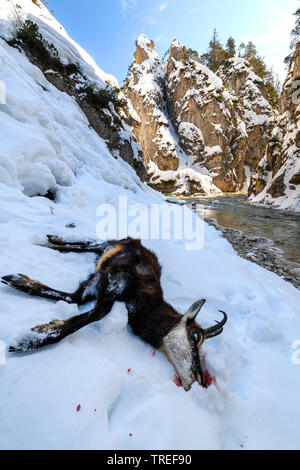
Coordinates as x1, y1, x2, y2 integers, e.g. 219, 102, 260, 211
1, 1, 300, 451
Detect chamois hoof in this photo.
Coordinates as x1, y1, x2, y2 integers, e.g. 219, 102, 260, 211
1, 275, 15, 286
1, 274, 28, 287
1, 274, 31, 289
47, 235, 64, 244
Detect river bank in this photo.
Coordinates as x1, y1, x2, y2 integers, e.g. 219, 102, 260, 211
174, 195, 300, 290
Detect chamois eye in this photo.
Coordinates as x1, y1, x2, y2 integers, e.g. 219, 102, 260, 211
192, 331, 200, 343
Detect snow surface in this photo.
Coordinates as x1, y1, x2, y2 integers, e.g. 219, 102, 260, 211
0, 0, 300, 451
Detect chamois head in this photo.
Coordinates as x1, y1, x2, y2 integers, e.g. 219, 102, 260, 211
163, 300, 227, 391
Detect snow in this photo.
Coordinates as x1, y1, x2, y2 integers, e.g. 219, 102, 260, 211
0, 0, 300, 451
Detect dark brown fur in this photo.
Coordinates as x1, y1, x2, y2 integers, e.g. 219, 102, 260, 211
2, 236, 184, 351
2, 235, 229, 389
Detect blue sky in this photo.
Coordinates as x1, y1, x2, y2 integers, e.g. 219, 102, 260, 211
48, 0, 299, 84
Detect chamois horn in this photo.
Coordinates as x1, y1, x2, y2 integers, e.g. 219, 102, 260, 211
202, 310, 228, 339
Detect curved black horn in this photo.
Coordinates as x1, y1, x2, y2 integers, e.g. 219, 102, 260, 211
203, 310, 227, 339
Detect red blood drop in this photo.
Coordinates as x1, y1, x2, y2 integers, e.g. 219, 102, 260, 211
241, 444, 244, 448
94, 409, 97, 412
128, 368, 131, 373
201, 352, 208, 362
203, 370, 216, 388
152, 351, 156, 357
173, 376, 182, 387
76, 404, 81, 412
129, 433, 133, 437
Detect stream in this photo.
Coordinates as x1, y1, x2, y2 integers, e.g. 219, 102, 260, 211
175, 195, 300, 290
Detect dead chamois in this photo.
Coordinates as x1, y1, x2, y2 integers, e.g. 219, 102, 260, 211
1, 236, 227, 391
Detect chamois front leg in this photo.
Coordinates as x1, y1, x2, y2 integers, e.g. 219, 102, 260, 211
9, 295, 116, 352
1, 274, 75, 303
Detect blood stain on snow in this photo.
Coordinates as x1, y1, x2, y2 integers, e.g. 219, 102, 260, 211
127, 368, 135, 375
76, 404, 81, 412
173, 376, 182, 387
129, 433, 133, 437
152, 351, 156, 357
203, 370, 216, 387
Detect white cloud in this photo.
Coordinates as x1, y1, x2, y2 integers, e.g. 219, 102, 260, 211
121, 0, 138, 11
160, 3, 168, 12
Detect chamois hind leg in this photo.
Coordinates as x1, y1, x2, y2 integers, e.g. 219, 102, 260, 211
1, 272, 99, 305
45, 235, 109, 255
9, 292, 115, 352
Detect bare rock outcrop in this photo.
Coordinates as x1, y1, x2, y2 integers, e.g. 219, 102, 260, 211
166, 39, 248, 193
122, 35, 179, 172
123, 36, 276, 196
218, 58, 274, 174
123, 35, 222, 195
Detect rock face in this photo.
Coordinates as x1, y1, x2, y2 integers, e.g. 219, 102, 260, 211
123, 36, 221, 196
249, 43, 300, 211
218, 58, 274, 173
123, 36, 275, 196
166, 40, 248, 193
122, 35, 179, 174
44, 72, 146, 181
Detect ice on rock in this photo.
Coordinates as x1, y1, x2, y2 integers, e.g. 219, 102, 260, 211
18, 162, 57, 197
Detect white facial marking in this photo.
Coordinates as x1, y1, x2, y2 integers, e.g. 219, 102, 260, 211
163, 322, 194, 390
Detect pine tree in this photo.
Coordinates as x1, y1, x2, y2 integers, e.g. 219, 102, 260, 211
225, 37, 236, 59
265, 69, 280, 108
284, 8, 300, 66
200, 29, 226, 72
238, 42, 246, 57
162, 49, 170, 65
186, 48, 200, 62
241, 41, 280, 108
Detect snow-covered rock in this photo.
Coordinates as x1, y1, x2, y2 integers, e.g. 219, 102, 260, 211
218, 57, 275, 172
166, 39, 248, 193
124, 36, 275, 196
249, 43, 300, 212
123, 35, 222, 196
0, 0, 145, 186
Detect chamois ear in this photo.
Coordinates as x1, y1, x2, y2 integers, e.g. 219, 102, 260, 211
182, 299, 206, 324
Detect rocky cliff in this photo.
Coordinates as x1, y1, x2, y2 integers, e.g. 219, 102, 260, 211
218, 58, 274, 175
123, 36, 222, 196
249, 42, 300, 211
123, 35, 275, 197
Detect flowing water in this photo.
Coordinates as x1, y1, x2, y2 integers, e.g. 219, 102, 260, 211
174, 195, 300, 289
